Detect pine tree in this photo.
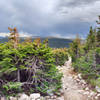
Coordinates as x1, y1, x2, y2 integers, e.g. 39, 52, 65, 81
8, 27, 19, 49
96, 16, 100, 47
69, 34, 81, 61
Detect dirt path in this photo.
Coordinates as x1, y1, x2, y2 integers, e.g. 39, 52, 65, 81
58, 57, 99, 100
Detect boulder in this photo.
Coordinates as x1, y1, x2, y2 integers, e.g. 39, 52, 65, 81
18, 94, 29, 100
9, 97, 17, 100
29, 93, 40, 100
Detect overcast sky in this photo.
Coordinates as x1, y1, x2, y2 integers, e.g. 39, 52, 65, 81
0, 0, 100, 38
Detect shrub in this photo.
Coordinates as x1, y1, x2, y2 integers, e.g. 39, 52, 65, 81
52, 48, 68, 66
0, 40, 62, 97
73, 49, 100, 84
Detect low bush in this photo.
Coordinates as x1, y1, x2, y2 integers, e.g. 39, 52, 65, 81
73, 49, 100, 87
0, 40, 62, 97
52, 48, 68, 66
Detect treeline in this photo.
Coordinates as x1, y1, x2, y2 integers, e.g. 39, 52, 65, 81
0, 28, 68, 97
69, 16, 100, 89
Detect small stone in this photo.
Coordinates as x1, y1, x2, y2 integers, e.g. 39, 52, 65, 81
77, 90, 84, 93
73, 75, 78, 79
59, 89, 64, 94
85, 87, 89, 91
82, 84, 85, 87
83, 91, 90, 95
95, 96, 98, 99
81, 80, 86, 84
96, 86, 100, 92
78, 74, 82, 79
45, 96, 50, 99
97, 93, 100, 97
90, 92, 95, 96
88, 95, 91, 98
52, 95, 57, 99
19, 94, 29, 100
9, 97, 17, 100
76, 79, 80, 82
30, 93, 40, 100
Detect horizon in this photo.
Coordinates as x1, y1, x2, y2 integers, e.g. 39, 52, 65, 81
0, 32, 85, 40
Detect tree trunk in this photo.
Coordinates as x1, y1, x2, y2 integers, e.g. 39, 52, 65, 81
17, 69, 20, 82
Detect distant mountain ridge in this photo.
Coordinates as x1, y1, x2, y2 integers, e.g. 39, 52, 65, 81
0, 37, 73, 48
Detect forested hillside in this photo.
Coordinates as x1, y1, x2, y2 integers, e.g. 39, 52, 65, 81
0, 37, 73, 48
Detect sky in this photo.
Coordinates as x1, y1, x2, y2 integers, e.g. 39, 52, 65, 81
0, 0, 100, 39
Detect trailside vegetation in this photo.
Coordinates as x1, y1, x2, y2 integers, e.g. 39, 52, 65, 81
0, 28, 62, 97
52, 48, 68, 66
69, 16, 100, 89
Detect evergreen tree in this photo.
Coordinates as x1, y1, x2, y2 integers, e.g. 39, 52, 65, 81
85, 26, 96, 51
96, 16, 100, 47
69, 35, 81, 62
8, 27, 19, 49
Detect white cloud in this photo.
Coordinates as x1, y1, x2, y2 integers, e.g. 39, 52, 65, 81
0, 33, 10, 37
48, 32, 77, 39
0, 32, 33, 38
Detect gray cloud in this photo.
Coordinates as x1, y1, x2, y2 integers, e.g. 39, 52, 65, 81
58, 0, 99, 8
0, 0, 100, 38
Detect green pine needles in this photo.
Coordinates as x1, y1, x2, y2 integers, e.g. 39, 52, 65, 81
0, 38, 62, 97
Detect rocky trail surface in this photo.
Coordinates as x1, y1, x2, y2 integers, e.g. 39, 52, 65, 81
58, 57, 100, 100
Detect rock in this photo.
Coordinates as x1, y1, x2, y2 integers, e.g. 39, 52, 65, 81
45, 96, 50, 99
59, 89, 64, 94
19, 94, 29, 100
80, 80, 86, 84
90, 91, 95, 96
57, 65, 61, 68
85, 87, 89, 91
57, 96, 64, 100
97, 93, 100, 97
64, 62, 68, 66
77, 90, 84, 93
95, 96, 98, 100
78, 74, 82, 79
73, 75, 78, 79
83, 91, 90, 95
96, 86, 100, 92
53, 95, 57, 99
76, 79, 80, 82
9, 97, 17, 100
50, 95, 57, 99
30, 93, 40, 100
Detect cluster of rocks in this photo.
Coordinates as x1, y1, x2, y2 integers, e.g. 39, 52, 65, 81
73, 73, 100, 100
1, 93, 40, 100
0, 92, 64, 100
